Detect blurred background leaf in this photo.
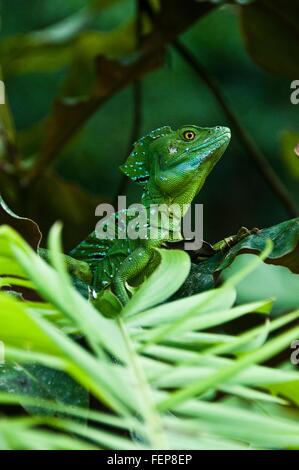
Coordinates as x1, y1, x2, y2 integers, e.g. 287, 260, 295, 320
25, 172, 105, 249
281, 130, 299, 181
240, 0, 299, 79
0, 363, 88, 417
222, 254, 299, 314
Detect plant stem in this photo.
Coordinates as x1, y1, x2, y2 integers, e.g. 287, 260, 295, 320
117, 317, 167, 449
173, 39, 299, 218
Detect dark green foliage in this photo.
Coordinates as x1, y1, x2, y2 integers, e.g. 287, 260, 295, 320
0, 364, 89, 417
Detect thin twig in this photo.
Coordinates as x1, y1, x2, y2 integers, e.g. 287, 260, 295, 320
141, 0, 298, 217
173, 39, 298, 218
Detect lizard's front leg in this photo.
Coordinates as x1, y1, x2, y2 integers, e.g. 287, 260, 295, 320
38, 248, 92, 284
112, 246, 151, 305
213, 226, 260, 253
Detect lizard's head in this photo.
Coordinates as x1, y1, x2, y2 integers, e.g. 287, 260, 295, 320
120, 125, 231, 204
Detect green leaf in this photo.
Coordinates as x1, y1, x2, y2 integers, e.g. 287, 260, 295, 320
122, 248, 191, 317
0, 293, 62, 355
174, 259, 218, 298
0, 68, 16, 158
174, 399, 299, 449
133, 298, 271, 345
0, 364, 88, 417
0, 5, 135, 77
2, 223, 299, 450
44, 416, 148, 450
281, 130, 299, 181
240, 0, 299, 78
157, 320, 299, 412
126, 286, 236, 328
185, 219, 299, 297
0, 391, 143, 433
0, 418, 97, 450
219, 219, 299, 274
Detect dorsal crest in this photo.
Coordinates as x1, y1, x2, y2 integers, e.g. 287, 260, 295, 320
120, 126, 172, 185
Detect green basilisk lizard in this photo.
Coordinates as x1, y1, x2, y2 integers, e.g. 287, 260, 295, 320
66, 125, 231, 308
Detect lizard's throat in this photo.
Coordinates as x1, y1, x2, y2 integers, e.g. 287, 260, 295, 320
141, 190, 190, 218
141, 190, 170, 207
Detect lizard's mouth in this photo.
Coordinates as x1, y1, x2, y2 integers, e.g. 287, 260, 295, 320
163, 127, 231, 171
193, 129, 231, 153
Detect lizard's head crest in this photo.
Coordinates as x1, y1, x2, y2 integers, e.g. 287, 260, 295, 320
120, 124, 231, 203
119, 126, 172, 185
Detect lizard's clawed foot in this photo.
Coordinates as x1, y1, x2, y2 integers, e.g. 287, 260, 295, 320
213, 226, 260, 253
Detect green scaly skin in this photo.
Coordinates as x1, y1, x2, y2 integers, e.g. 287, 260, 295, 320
70, 125, 231, 306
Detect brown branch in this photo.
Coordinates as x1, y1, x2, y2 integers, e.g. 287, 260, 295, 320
173, 39, 299, 218
25, 0, 212, 187
24, 51, 156, 187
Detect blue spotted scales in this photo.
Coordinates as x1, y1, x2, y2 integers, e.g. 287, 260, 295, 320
69, 125, 231, 307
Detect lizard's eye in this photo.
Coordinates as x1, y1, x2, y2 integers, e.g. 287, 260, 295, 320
182, 130, 196, 141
